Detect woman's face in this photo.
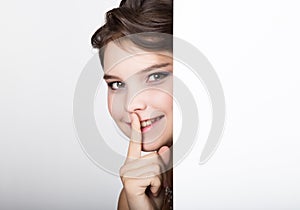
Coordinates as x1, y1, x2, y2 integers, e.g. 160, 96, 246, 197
103, 41, 173, 152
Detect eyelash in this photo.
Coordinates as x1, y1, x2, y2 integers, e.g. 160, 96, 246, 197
107, 81, 125, 90
107, 72, 170, 90
147, 72, 170, 82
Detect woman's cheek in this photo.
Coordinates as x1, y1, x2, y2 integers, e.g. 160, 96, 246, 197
149, 91, 173, 108
107, 93, 124, 119
107, 94, 113, 116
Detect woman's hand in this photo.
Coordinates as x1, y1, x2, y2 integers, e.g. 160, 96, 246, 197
118, 113, 171, 210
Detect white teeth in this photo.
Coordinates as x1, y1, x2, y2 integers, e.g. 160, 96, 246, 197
141, 120, 151, 127
140, 115, 163, 128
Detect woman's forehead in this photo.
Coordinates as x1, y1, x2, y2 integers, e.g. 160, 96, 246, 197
103, 41, 173, 79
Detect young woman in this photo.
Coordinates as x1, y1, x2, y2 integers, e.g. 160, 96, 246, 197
91, 1, 173, 209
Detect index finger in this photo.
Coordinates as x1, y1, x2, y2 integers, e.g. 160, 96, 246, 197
126, 113, 142, 160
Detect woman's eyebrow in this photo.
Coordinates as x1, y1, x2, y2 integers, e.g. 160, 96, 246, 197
139, 62, 171, 73
103, 74, 122, 80
103, 62, 171, 80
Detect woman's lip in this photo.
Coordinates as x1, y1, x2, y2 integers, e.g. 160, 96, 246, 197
141, 115, 164, 133
140, 115, 164, 123
125, 115, 165, 125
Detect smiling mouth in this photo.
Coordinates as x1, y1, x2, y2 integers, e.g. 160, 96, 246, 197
125, 115, 165, 133
140, 115, 164, 128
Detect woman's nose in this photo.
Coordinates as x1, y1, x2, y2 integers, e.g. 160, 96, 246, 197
125, 91, 147, 112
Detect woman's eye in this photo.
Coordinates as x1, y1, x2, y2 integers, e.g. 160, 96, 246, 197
107, 81, 125, 90
147, 72, 170, 82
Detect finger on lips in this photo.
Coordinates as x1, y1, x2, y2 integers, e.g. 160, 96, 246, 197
126, 113, 142, 160
121, 113, 170, 199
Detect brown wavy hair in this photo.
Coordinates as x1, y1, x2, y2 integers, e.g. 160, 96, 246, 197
91, 0, 173, 66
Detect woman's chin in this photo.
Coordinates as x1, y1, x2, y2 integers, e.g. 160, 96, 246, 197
141, 141, 172, 152
141, 142, 160, 152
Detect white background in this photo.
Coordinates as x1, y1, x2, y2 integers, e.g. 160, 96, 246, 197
1, 0, 300, 209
